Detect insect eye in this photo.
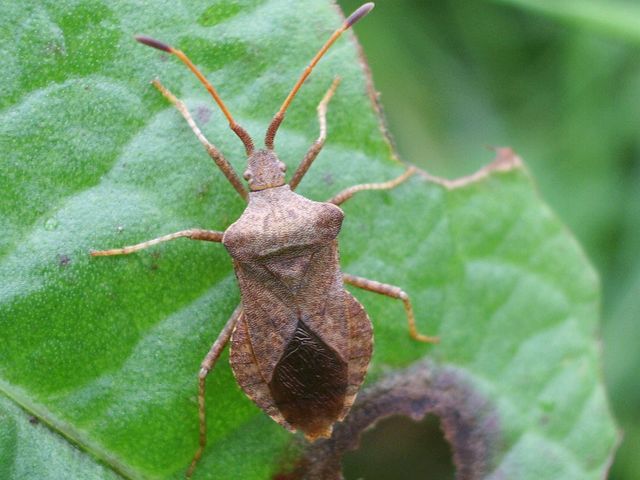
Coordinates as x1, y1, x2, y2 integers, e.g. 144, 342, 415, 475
279, 162, 287, 172
243, 170, 252, 181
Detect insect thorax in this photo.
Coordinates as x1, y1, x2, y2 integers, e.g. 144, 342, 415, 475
222, 185, 344, 262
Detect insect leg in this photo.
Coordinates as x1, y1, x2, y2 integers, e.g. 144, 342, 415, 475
152, 79, 248, 201
90, 229, 223, 256
288, 77, 341, 190
327, 166, 417, 205
343, 273, 439, 344
187, 305, 242, 479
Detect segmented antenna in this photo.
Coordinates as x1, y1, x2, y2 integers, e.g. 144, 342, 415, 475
264, 2, 375, 150
135, 35, 255, 155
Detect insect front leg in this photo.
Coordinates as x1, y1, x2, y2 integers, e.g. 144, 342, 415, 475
343, 273, 439, 344
90, 229, 224, 256
289, 77, 341, 190
187, 305, 242, 479
152, 79, 248, 201
327, 166, 417, 205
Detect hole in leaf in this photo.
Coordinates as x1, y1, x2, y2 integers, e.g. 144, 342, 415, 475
342, 414, 455, 480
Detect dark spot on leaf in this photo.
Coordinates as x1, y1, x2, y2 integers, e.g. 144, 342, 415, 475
195, 105, 212, 125
322, 173, 334, 186
275, 360, 500, 480
45, 41, 66, 58
148, 251, 161, 271
58, 254, 71, 267
196, 182, 212, 199
28, 416, 39, 425
269, 320, 348, 438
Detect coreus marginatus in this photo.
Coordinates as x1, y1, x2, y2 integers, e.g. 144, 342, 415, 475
91, 2, 438, 476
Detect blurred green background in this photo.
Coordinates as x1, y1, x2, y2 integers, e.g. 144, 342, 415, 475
337, 0, 639, 478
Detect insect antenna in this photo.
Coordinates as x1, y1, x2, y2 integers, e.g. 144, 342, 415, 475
264, 2, 375, 150
135, 35, 255, 155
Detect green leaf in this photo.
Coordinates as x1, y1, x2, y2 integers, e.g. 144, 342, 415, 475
0, 395, 120, 479
0, 1, 618, 479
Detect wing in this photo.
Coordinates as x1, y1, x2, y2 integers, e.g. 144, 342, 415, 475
230, 291, 372, 439
229, 311, 294, 432
234, 241, 350, 383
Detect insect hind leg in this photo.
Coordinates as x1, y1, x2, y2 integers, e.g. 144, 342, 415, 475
343, 273, 439, 343
187, 305, 242, 479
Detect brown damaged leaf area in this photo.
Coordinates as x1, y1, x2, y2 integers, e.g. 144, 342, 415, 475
275, 360, 499, 480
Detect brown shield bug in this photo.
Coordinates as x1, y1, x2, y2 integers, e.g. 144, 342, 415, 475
91, 2, 438, 476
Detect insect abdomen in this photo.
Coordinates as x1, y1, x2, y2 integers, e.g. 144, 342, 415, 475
229, 293, 373, 439
268, 320, 348, 439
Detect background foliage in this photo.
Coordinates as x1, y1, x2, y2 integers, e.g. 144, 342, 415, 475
338, 0, 639, 478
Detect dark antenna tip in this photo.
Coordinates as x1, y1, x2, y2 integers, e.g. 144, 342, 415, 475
135, 35, 172, 53
345, 2, 375, 27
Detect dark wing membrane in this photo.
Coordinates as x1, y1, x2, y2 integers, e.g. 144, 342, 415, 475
231, 291, 373, 439
236, 242, 350, 383
268, 319, 348, 439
